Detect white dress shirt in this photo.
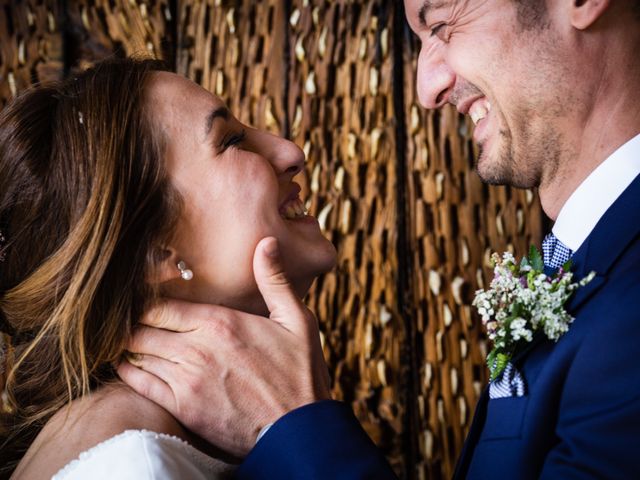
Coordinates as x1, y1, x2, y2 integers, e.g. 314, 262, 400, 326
552, 133, 640, 251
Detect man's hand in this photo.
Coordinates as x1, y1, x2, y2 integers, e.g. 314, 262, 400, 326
117, 237, 331, 457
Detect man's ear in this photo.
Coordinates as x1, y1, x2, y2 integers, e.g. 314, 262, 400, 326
146, 246, 182, 285
570, 0, 611, 30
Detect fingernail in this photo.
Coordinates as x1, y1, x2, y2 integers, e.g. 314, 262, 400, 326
126, 352, 143, 364
263, 237, 279, 258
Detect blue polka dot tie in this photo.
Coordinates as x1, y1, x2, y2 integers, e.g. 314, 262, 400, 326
542, 232, 573, 269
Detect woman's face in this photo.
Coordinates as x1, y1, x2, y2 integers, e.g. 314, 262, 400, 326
147, 72, 336, 314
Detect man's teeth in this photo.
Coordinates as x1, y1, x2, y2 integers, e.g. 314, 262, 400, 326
281, 198, 307, 219
469, 101, 491, 125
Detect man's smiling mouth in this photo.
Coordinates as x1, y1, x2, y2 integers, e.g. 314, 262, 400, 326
469, 98, 491, 125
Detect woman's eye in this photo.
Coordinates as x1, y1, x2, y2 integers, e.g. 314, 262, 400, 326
220, 129, 247, 150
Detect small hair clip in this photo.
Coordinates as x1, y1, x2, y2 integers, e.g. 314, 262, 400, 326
78, 111, 84, 125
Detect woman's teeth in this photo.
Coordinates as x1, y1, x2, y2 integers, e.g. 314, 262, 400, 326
470, 100, 491, 125
281, 198, 307, 220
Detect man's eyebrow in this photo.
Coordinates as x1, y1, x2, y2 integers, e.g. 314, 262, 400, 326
204, 106, 231, 136
418, 0, 448, 27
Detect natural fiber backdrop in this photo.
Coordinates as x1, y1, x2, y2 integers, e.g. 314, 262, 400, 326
0, 1, 544, 478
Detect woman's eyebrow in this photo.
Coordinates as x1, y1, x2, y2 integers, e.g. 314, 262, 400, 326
204, 106, 231, 137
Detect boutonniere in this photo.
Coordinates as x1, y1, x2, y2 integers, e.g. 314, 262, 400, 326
473, 246, 595, 381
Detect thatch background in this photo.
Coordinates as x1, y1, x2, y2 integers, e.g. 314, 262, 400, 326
0, 1, 544, 478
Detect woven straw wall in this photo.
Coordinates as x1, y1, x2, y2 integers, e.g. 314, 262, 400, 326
0, 1, 544, 478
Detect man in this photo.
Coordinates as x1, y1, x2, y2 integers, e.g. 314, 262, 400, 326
118, 0, 640, 477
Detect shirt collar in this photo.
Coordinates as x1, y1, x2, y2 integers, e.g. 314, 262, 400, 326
552, 133, 640, 252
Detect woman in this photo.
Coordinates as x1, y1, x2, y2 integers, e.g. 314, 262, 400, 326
0, 58, 336, 478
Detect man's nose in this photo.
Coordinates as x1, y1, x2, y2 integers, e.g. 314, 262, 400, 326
416, 44, 456, 109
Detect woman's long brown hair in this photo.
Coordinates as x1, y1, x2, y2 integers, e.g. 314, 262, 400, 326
0, 57, 181, 476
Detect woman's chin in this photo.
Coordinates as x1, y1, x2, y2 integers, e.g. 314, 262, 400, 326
290, 277, 314, 300
312, 242, 338, 274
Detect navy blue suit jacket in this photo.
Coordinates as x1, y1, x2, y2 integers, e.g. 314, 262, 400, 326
237, 174, 640, 479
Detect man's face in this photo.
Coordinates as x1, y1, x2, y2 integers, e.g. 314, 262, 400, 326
404, 0, 574, 189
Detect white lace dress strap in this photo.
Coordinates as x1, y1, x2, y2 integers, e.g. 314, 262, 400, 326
52, 430, 235, 479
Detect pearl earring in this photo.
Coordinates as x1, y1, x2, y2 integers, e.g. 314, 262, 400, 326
177, 261, 193, 281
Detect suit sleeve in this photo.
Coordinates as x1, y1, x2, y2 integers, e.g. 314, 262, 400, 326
539, 303, 640, 478
236, 400, 398, 479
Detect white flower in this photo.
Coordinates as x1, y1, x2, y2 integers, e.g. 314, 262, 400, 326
510, 317, 533, 342
501, 252, 516, 264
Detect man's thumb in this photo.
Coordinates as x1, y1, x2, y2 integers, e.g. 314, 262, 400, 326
253, 237, 304, 328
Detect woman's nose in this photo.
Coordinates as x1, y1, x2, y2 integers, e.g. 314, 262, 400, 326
416, 42, 456, 109
259, 131, 305, 178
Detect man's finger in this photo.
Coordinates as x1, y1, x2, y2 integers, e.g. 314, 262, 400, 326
253, 237, 306, 332
140, 299, 209, 332
117, 360, 176, 412
124, 352, 178, 386
128, 325, 187, 361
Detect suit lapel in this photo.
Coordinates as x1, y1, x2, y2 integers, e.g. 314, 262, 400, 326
566, 274, 606, 312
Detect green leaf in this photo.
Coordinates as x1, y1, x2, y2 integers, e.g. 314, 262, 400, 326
486, 350, 497, 377
511, 302, 524, 318
529, 245, 544, 272
487, 350, 511, 381
561, 258, 573, 272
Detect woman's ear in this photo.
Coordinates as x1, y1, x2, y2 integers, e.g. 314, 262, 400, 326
146, 246, 182, 285
570, 0, 611, 30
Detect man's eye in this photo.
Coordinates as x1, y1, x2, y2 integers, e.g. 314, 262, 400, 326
220, 129, 247, 150
430, 23, 446, 38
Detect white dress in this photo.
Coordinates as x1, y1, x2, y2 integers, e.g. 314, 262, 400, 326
51, 430, 235, 479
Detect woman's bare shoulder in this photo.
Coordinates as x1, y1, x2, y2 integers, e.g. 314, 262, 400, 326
12, 383, 186, 480
61, 382, 185, 438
